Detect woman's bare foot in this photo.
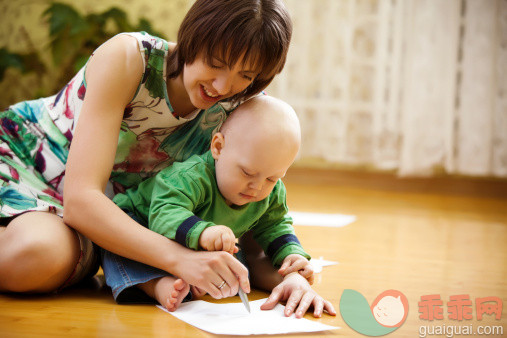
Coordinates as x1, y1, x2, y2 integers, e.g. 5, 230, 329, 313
138, 276, 190, 311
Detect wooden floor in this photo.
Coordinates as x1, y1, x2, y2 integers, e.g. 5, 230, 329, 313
1, 169, 506, 337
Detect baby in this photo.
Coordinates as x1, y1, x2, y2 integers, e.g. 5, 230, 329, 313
108, 96, 313, 310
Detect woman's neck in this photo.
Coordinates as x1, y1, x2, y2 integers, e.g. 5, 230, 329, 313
166, 75, 196, 118
166, 42, 196, 118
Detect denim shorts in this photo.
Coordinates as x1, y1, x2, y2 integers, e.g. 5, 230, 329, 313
101, 211, 250, 304
101, 211, 170, 304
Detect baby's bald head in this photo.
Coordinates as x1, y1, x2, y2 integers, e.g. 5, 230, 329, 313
211, 96, 301, 206
219, 95, 301, 156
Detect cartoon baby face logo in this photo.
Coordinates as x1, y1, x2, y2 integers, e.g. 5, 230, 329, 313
340, 289, 409, 336
371, 290, 409, 328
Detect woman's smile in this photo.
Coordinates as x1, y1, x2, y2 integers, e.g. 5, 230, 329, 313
200, 84, 222, 102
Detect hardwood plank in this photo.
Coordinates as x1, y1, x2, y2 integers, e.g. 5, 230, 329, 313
1, 172, 505, 337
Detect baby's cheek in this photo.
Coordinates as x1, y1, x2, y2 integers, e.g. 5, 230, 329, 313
260, 186, 275, 200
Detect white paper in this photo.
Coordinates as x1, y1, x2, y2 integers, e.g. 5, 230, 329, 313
157, 298, 339, 335
310, 258, 339, 273
289, 211, 356, 227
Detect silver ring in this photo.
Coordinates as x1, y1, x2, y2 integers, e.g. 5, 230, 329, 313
217, 280, 226, 289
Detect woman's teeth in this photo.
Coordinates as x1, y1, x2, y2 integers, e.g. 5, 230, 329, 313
204, 86, 218, 98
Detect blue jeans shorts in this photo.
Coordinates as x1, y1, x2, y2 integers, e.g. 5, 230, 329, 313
100, 211, 170, 303
101, 211, 248, 304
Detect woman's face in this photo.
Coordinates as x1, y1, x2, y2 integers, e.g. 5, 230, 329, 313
182, 52, 258, 109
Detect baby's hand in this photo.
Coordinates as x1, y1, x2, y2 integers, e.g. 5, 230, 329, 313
278, 254, 315, 285
199, 225, 239, 254
261, 272, 336, 318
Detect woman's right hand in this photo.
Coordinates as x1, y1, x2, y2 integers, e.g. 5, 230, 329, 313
171, 248, 250, 299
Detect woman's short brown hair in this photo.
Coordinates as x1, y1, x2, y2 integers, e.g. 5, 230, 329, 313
168, 0, 292, 103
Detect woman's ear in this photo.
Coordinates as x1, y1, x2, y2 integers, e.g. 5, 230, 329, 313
210, 132, 225, 160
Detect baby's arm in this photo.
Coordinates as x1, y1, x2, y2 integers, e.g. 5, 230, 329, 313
199, 225, 239, 254
278, 254, 315, 285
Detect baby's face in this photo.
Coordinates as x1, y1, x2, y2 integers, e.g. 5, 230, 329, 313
214, 134, 295, 206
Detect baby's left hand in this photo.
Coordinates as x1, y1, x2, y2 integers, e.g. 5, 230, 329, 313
278, 254, 314, 285
261, 272, 336, 318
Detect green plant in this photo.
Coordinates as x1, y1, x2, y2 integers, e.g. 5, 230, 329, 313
0, 48, 46, 82
0, 2, 163, 101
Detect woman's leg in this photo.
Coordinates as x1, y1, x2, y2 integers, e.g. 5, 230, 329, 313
0, 212, 81, 293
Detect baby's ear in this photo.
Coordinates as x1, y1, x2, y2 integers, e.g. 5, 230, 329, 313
210, 132, 225, 159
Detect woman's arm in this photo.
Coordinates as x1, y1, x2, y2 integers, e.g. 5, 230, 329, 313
62, 35, 249, 298
63, 34, 149, 262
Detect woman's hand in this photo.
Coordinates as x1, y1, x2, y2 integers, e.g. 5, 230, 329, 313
260, 272, 336, 318
172, 248, 250, 300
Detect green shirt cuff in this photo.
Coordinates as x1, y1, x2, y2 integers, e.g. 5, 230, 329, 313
186, 220, 215, 250
271, 244, 311, 267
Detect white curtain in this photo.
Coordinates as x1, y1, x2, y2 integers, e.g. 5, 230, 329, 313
267, 0, 507, 177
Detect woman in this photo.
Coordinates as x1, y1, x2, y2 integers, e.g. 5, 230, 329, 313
0, 0, 334, 317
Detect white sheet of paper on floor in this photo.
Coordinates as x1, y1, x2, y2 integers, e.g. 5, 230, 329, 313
310, 258, 339, 273
289, 211, 356, 227
157, 298, 339, 335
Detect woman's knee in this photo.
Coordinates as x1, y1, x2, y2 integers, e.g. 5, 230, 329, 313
0, 212, 80, 292
2, 212, 79, 259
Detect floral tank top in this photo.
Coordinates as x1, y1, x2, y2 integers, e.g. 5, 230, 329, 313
0, 32, 234, 217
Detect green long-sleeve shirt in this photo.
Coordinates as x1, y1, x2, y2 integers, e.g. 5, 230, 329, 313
113, 151, 310, 266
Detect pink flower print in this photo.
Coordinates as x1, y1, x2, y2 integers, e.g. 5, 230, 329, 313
63, 80, 75, 119
9, 167, 19, 181
113, 135, 168, 173
49, 172, 65, 192
42, 188, 64, 203
1, 116, 20, 138
77, 81, 86, 100
64, 129, 73, 142
0, 146, 13, 157
35, 143, 46, 174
